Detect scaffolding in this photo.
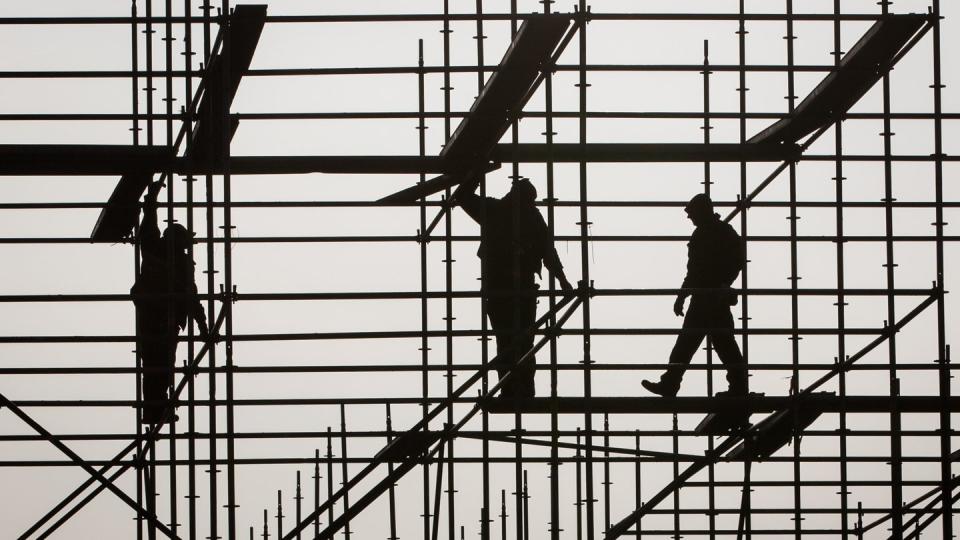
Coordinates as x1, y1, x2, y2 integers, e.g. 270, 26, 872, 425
0, 1, 957, 539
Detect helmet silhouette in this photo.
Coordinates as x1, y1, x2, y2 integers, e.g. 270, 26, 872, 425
162, 223, 193, 249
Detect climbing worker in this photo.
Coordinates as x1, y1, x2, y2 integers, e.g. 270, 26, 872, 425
458, 179, 574, 399
642, 193, 748, 397
132, 181, 209, 425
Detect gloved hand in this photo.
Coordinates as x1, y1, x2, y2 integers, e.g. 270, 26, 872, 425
144, 181, 163, 205
673, 295, 686, 317
559, 276, 574, 296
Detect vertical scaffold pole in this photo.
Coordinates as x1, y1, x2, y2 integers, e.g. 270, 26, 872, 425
386, 406, 398, 540
339, 404, 351, 538
576, 3, 596, 539
145, 1, 159, 538
831, 1, 851, 536
784, 1, 803, 537
931, 1, 952, 538
701, 38, 718, 540
879, 0, 904, 535
540, 2, 562, 539
736, 1, 752, 534
313, 448, 321, 538
219, 2, 238, 538
163, 0, 180, 534
416, 33, 432, 540
131, 2, 145, 539
200, 1, 218, 537
182, 0, 198, 537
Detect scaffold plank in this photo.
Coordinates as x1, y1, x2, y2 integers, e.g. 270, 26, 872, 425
377, 14, 572, 205
90, 171, 154, 242
376, 162, 501, 204
188, 4, 266, 161
440, 14, 570, 162
727, 396, 831, 460
749, 14, 927, 145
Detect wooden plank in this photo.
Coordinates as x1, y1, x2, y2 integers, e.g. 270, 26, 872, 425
90, 171, 154, 242
376, 162, 501, 204
91, 5, 266, 241
727, 394, 835, 460
377, 14, 571, 203
440, 14, 570, 161
750, 14, 927, 145
189, 4, 267, 161
694, 392, 765, 435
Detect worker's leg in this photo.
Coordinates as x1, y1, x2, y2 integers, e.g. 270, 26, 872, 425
510, 288, 538, 398
485, 295, 517, 396
707, 302, 748, 395
138, 313, 176, 424
657, 296, 709, 394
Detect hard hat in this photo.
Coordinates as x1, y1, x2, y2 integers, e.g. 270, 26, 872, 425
509, 178, 537, 202
163, 223, 194, 248
685, 193, 714, 215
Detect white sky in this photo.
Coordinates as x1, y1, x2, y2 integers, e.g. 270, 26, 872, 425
0, 1, 958, 539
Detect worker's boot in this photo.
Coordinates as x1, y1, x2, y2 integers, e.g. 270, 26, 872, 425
641, 379, 679, 397
725, 371, 749, 396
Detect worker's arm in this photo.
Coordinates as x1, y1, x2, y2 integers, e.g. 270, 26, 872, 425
675, 231, 708, 316
539, 214, 573, 294
457, 192, 492, 226
190, 281, 210, 338
139, 181, 163, 257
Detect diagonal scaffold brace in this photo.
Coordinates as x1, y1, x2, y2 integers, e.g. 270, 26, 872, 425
281, 285, 590, 540
17, 307, 227, 540
0, 394, 181, 540
604, 288, 941, 540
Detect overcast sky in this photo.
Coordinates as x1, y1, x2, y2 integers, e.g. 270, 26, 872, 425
1, 1, 958, 539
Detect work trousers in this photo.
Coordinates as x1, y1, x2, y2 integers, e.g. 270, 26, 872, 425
137, 309, 178, 423
484, 283, 538, 398
661, 294, 748, 394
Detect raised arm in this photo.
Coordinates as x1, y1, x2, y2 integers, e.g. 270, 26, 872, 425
139, 181, 163, 258
457, 191, 492, 226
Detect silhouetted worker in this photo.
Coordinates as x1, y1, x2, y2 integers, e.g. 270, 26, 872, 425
132, 181, 208, 424
459, 179, 573, 398
642, 193, 748, 397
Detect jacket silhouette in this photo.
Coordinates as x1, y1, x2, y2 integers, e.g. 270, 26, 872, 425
643, 193, 748, 397
459, 179, 572, 398
132, 182, 208, 424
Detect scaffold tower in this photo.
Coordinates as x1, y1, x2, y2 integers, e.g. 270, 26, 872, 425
0, 1, 957, 539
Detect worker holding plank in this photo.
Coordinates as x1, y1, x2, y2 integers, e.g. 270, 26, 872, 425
458, 179, 573, 399
643, 194, 748, 398
132, 181, 209, 424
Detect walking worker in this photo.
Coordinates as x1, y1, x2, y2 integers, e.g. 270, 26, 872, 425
458, 179, 573, 399
642, 193, 748, 397
132, 181, 209, 424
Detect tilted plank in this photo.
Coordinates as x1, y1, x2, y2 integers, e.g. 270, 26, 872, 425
750, 14, 927, 145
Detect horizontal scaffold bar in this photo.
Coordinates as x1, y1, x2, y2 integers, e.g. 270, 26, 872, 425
8, 395, 959, 411
492, 143, 801, 162
0, 146, 954, 176
0, 13, 914, 25
479, 395, 960, 415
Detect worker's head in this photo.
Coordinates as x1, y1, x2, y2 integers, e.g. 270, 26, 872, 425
684, 193, 715, 226
162, 223, 194, 252
506, 178, 537, 205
